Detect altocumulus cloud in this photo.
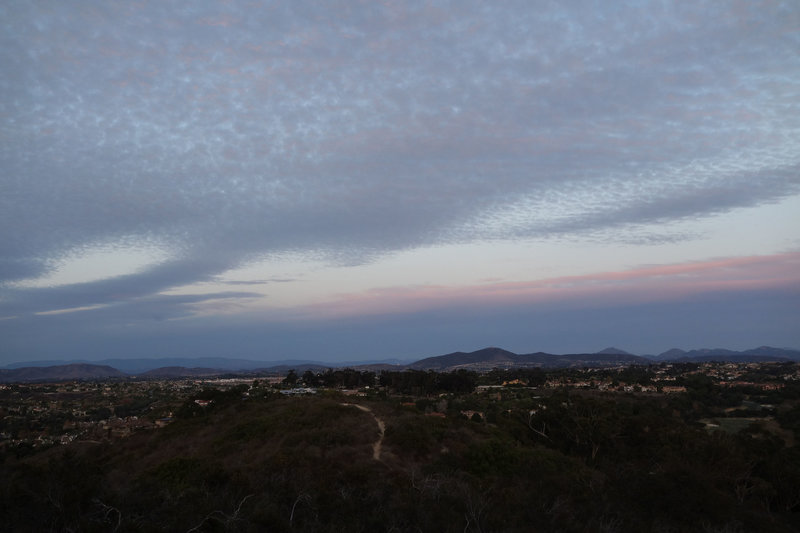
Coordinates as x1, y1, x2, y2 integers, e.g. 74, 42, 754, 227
1, 1, 799, 359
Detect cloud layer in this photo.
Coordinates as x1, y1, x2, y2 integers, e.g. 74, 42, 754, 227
1, 1, 799, 359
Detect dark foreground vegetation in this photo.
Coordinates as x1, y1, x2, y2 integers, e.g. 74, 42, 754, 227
2, 363, 800, 532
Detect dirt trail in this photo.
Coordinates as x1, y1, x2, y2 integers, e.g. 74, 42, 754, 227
341, 403, 385, 461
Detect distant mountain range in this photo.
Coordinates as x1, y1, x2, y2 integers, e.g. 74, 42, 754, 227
1, 357, 332, 374
1, 357, 412, 374
0, 364, 126, 382
1, 346, 798, 382
645, 346, 800, 362
408, 347, 649, 371
136, 366, 236, 378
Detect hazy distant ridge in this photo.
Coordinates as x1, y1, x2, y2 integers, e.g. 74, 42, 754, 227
408, 346, 800, 371
649, 346, 800, 361
137, 367, 233, 378
2, 357, 410, 373
409, 347, 649, 371
0, 364, 126, 382
2, 346, 798, 382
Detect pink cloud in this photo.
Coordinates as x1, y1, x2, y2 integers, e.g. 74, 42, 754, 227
299, 252, 800, 319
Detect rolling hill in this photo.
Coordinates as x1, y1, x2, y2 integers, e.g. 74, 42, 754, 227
409, 347, 649, 371
0, 364, 126, 383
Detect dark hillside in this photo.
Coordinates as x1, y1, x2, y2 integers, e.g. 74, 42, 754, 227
3, 392, 390, 532
2, 385, 799, 532
409, 347, 649, 371
0, 363, 126, 382
408, 347, 518, 370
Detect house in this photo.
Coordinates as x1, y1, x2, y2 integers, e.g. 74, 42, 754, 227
279, 387, 317, 396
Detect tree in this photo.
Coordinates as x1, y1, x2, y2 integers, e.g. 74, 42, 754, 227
283, 369, 298, 387
302, 370, 320, 387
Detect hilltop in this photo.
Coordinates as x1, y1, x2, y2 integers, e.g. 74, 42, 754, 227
3, 373, 799, 532
2, 345, 799, 382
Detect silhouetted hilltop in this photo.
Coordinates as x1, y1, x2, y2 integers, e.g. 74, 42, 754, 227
0, 364, 125, 383
3, 345, 799, 382
409, 347, 519, 370
652, 348, 687, 360
409, 347, 648, 371
596, 347, 634, 355
651, 346, 800, 362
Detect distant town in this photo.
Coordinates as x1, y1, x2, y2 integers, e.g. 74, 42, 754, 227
2, 358, 798, 455
4, 351, 800, 532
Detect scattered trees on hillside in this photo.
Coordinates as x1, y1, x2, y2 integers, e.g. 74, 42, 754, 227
3, 364, 800, 532
379, 369, 477, 394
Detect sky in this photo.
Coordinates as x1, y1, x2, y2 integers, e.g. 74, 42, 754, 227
1, 1, 799, 365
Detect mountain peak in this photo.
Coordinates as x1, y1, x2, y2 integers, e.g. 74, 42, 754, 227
657, 348, 687, 358
596, 347, 633, 356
